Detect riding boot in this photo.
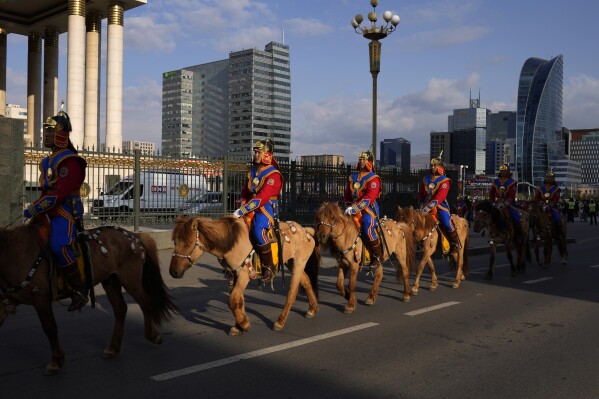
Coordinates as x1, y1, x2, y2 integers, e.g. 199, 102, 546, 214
369, 238, 384, 269
256, 243, 275, 283
446, 229, 462, 254
61, 262, 89, 312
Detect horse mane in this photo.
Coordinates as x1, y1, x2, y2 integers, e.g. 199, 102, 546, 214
315, 202, 346, 227
172, 216, 244, 253
475, 199, 508, 230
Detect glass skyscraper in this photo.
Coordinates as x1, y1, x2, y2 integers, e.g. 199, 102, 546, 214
516, 55, 564, 187
161, 42, 291, 161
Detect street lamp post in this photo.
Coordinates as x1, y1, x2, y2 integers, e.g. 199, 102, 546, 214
352, 0, 400, 163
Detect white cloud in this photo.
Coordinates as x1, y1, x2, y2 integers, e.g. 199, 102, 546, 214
125, 16, 180, 54
284, 18, 333, 37
564, 74, 599, 129
121, 80, 163, 144
292, 74, 479, 160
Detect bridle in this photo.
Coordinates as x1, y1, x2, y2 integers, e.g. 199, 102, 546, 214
317, 216, 360, 256
171, 230, 207, 269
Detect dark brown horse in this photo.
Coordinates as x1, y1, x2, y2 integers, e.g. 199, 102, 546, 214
525, 201, 568, 267
395, 206, 470, 291
473, 199, 531, 278
0, 223, 178, 375
314, 202, 415, 313
169, 216, 320, 335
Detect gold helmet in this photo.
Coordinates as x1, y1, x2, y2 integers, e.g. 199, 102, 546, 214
430, 150, 444, 167
357, 149, 375, 171
43, 110, 72, 148
545, 170, 555, 183
253, 138, 274, 154
499, 163, 509, 171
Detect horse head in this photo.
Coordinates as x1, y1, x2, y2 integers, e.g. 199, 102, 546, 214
315, 202, 347, 244
170, 216, 206, 278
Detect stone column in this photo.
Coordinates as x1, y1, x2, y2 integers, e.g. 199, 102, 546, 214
43, 27, 59, 122
0, 118, 25, 227
0, 28, 6, 117
67, 0, 86, 148
27, 34, 42, 147
85, 11, 102, 151
105, 2, 124, 152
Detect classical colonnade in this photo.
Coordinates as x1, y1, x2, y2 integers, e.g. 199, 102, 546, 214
0, 0, 142, 151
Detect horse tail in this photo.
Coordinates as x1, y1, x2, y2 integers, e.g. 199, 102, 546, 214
138, 233, 180, 325
304, 240, 321, 300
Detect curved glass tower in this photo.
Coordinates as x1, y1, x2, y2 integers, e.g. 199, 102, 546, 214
516, 55, 563, 187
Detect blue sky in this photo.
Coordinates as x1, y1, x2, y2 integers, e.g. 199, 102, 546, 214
4, 0, 599, 160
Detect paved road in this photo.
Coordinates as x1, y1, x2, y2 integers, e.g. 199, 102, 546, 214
0, 219, 597, 398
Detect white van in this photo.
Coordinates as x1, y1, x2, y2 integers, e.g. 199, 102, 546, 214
91, 171, 206, 217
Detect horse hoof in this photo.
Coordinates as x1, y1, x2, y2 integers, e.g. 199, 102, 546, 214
430, 285, 437, 292
365, 298, 375, 306
343, 306, 355, 314
273, 322, 284, 331
403, 296, 411, 303
452, 282, 460, 289
228, 326, 243, 336
44, 363, 61, 376
101, 350, 116, 359
306, 308, 317, 319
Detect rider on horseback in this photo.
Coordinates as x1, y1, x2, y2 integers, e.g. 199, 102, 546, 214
534, 170, 563, 235
23, 110, 89, 312
232, 139, 282, 283
418, 152, 461, 254
343, 150, 384, 269
489, 164, 522, 242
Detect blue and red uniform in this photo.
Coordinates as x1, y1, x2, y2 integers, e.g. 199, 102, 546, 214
239, 164, 282, 246
490, 177, 522, 225
344, 170, 381, 240
418, 173, 453, 232
535, 183, 562, 224
24, 148, 87, 266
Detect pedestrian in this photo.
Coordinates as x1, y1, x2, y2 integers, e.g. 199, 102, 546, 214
589, 199, 597, 225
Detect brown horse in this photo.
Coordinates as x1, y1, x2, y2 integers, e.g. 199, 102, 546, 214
473, 199, 531, 278
525, 201, 568, 267
169, 216, 320, 335
395, 206, 470, 291
314, 202, 415, 313
0, 223, 178, 375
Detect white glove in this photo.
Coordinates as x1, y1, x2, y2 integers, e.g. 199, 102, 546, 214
344, 206, 354, 215
232, 209, 244, 219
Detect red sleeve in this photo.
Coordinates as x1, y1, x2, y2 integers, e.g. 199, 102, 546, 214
33, 157, 84, 208
344, 177, 353, 205
489, 185, 497, 201
506, 184, 516, 202
417, 180, 427, 204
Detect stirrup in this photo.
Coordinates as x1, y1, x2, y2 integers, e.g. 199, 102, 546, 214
260, 266, 275, 283
68, 291, 89, 312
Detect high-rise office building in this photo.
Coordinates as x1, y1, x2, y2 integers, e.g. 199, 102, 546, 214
448, 96, 490, 175
380, 137, 411, 172
162, 42, 290, 161
229, 42, 291, 162
430, 131, 451, 165
516, 55, 564, 186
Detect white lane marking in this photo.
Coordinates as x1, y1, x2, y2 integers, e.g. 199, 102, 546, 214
404, 301, 460, 316
522, 277, 553, 284
150, 322, 379, 381
589, 265, 599, 269
467, 263, 509, 275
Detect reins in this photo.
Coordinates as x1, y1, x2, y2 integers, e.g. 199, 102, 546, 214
171, 230, 208, 268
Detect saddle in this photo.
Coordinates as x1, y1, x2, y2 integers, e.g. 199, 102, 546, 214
249, 227, 280, 280
34, 218, 94, 305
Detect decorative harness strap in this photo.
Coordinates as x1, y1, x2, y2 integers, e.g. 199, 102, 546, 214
0, 254, 45, 298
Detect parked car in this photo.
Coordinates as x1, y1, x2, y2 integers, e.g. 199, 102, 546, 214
179, 192, 223, 214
